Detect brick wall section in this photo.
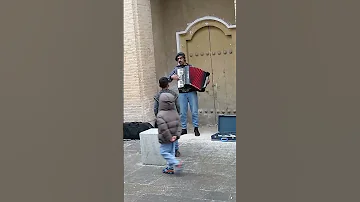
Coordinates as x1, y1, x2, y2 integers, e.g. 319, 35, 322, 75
124, 0, 157, 123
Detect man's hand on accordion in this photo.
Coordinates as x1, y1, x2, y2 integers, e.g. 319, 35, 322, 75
205, 71, 211, 85
171, 74, 179, 81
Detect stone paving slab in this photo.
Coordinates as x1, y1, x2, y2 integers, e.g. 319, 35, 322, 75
124, 127, 236, 202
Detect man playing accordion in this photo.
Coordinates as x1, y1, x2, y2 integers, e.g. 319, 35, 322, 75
168, 52, 210, 136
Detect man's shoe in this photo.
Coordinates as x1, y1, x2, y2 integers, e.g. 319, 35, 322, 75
181, 129, 187, 135
194, 127, 200, 136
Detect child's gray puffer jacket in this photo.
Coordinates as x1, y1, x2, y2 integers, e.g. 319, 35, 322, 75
156, 93, 181, 144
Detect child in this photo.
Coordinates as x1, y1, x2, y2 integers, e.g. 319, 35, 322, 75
156, 92, 183, 174
154, 77, 181, 157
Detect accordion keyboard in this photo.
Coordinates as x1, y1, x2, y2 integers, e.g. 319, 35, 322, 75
177, 68, 185, 88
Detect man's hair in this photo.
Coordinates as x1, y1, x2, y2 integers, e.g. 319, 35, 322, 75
175, 52, 186, 61
159, 77, 169, 88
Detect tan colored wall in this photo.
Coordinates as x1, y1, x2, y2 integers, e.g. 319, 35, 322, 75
124, 0, 157, 123
151, 0, 236, 126
150, 0, 168, 80
123, 0, 236, 123
161, 0, 236, 75
234, 0, 236, 22
151, 0, 235, 81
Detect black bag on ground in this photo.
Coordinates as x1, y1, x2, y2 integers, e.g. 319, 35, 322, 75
123, 122, 154, 140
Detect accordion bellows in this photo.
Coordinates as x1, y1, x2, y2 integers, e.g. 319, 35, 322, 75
177, 66, 210, 92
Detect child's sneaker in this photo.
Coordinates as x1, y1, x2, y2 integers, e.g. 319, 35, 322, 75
162, 167, 174, 174
174, 161, 184, 173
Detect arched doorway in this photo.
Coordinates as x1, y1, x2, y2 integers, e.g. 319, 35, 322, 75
176, 16, 236, 126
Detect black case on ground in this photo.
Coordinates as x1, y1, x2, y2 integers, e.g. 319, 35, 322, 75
123, 122, 153, 140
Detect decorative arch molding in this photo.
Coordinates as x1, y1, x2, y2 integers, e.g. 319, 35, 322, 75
175, 16, 236, 52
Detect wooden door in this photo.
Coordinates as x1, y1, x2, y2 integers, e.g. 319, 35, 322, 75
178, 20, 236, 126
208, 26, 236, 120
186, 27, 216, 125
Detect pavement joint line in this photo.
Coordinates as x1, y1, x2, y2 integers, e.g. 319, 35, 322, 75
124, 182, 162, 186
124, 167, 142, 178
136, 193, 219, 201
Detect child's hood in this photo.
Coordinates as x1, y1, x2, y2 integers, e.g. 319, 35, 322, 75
158, 93, 176, 111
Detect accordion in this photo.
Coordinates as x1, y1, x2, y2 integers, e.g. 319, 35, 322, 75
177, 65, 210, 92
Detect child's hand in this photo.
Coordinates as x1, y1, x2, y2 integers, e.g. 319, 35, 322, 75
170, 136, 177, 142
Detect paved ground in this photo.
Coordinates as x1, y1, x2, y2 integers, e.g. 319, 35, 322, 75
124, 127, 236, 202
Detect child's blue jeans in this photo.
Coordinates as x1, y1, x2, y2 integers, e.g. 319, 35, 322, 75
160, 142, 179, 167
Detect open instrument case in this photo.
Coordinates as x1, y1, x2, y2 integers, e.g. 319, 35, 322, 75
211, 115, 236, 142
